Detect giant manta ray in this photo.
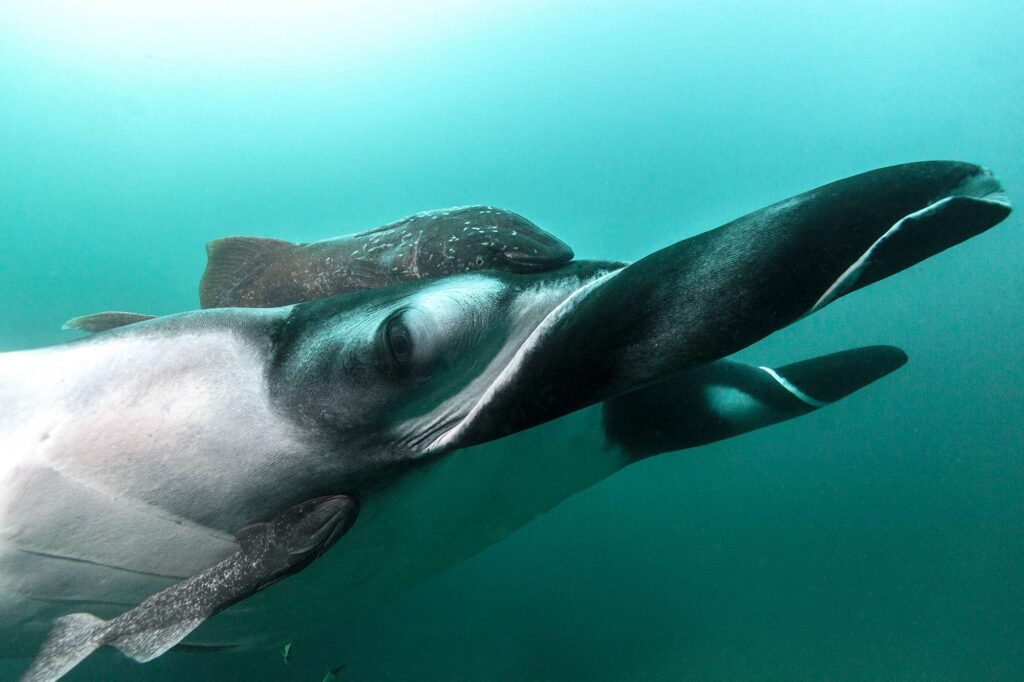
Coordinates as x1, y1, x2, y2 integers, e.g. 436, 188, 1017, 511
0, 162, 1012, 680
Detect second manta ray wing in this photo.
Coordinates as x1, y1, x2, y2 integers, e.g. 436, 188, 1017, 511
21, 496, 359, 682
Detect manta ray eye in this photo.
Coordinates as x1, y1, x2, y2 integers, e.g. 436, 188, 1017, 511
380, 307, 436, 376
378, 306, 443, 378
385, 316, 414, 365
473, 255, 487, 268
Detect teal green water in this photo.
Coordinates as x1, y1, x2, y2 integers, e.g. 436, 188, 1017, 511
1, 2, 1022, 680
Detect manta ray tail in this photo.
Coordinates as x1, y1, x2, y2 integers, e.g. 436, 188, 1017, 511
20, 613, 107, 682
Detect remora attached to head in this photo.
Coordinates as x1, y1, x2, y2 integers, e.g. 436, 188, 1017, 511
199, 205, 574, 308
64, 206, 575, 334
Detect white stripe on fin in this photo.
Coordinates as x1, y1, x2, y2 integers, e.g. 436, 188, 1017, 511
807, 168, 1010, 317
759, 366, 828, 408
806, 196, 954, 316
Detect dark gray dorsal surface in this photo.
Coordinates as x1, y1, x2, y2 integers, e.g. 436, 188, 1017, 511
21, 495, 358, 682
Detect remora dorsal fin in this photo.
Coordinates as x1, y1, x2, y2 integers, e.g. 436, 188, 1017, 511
62, 311, 156, 333
199, 236, 295, 308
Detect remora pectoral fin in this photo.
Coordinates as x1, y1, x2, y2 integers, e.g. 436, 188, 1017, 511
603, 345, 908, 460
62, 311, 156, 333
22, 495, 360, 682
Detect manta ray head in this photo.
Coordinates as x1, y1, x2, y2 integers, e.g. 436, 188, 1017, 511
266, 261, 618, 464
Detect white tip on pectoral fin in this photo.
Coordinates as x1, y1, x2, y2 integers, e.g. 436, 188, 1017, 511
20, 613, 108, 682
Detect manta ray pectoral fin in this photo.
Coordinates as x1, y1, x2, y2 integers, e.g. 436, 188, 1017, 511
61, 311, 156, 333
22, 495, 359, 682
200, 235, 296, 308
604, 345, 908, 460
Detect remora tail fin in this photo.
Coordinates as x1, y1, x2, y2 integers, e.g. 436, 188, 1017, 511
21, 612, 205, 681
20, 613, 107, 682
199, 236, 294, 308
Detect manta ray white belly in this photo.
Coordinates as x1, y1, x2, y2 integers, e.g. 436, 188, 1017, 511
0, 330, 317, 654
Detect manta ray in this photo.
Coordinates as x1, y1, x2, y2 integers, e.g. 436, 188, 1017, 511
0, 162, 1011, 680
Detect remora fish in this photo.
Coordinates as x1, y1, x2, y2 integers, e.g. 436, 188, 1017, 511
20, 496, 357, 682
63, 206, 576, 334
198, 205, 575, 308
3, 162, 1010, 678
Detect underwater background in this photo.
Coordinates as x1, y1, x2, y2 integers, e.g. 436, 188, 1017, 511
1, 1, 1021, 680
